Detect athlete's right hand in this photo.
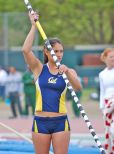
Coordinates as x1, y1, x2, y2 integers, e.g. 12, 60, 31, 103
29, 11, 39, 26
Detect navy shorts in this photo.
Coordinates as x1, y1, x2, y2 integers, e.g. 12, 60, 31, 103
32, 115, 70, 134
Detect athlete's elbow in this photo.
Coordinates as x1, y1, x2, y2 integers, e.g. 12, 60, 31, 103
75, 84, 82, 91
22, 46, 29, 54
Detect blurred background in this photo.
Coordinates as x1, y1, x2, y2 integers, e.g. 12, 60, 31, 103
0, 0, 114, 108
1, 0, 114, 97
0, 0, 114, 153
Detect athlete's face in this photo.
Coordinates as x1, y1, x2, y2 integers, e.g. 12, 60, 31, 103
45, 42, 64, 63
106, 51, 114, 68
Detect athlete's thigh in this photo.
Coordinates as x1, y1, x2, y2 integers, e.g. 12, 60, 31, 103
32, 132, 51, 154
52, 131, 70, 154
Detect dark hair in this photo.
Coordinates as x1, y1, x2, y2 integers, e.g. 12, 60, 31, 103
43, 38, 63, 64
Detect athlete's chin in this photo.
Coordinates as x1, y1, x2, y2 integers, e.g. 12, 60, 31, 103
52, 58, 62, 63
58, 59, 62, 62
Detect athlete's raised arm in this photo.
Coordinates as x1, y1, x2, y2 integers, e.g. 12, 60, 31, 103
22, 12, 43, 79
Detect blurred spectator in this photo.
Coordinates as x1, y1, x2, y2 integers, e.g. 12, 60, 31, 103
0, 66, 8, 101
99, 48, 114, 153
66, 77, 82, 118
6, 66, 23, 119
22, 66, 36, 116
71, 91, 82, 117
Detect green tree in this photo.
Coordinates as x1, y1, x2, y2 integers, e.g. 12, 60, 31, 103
0, 0, 114, 46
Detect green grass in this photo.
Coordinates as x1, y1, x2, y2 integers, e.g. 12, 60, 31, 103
80, 88, 98, 102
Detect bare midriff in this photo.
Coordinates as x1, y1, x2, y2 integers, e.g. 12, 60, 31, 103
35, 111, 66, 117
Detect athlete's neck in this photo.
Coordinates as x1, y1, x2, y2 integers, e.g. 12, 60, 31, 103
47, 62, 58, 75
47, 62, 57, 69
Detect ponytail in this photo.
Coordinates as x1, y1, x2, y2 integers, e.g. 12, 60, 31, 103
43, 52, 48, 64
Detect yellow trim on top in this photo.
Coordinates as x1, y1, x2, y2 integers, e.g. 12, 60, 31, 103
59, 87, 67, 113
35, 81, 43, 111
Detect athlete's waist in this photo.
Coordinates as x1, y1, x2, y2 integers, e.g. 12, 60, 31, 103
35, 111, 67, 117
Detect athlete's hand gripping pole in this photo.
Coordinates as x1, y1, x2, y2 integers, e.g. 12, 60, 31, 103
24, 1, 106, 153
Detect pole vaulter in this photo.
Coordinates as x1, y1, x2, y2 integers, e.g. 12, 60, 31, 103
23, 0, 105, 153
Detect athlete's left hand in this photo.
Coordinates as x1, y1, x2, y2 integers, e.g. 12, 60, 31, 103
58, 64, 69, 74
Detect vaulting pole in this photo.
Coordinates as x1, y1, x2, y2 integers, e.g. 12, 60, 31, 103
24, 1, 105, 153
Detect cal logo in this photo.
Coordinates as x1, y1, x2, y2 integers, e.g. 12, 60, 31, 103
48, 77, 57, 84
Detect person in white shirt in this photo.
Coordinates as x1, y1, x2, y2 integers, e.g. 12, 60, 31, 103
0, 66, 8, 101
6, 66, 23, 118
99, 48, 114, 154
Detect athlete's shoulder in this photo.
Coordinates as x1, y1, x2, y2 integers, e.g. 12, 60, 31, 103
41, 63, 48, 71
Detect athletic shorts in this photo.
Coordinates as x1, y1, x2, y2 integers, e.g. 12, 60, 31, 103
32, 115, 70, 134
